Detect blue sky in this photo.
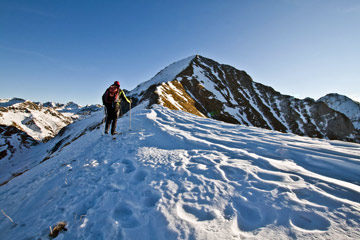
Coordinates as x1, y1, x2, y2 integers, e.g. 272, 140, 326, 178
1, 0, 359, 105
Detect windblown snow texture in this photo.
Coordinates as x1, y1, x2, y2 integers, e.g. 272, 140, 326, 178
0, 104, 359, 240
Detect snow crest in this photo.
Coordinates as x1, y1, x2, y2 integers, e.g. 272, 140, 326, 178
131, 56, 195, 96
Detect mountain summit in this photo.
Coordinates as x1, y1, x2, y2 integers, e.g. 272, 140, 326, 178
130, 55, 359, 143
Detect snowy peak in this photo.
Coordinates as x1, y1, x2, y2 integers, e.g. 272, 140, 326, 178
318, 93, 360, 130
63, 101, 81, 111
129, 55, 359, 143
41, 101, 102, 119
131, 55, 196, 96
0, 97, 26, 107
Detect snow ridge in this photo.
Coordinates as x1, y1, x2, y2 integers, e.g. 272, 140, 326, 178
0, 104, 359, 239
131, 56, 196, 96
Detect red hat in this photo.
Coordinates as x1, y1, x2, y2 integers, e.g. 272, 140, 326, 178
114, 81, 120, 86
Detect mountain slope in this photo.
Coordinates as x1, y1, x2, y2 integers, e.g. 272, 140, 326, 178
0, 125, 38, 167
0, 99, 73, 167
0, 110, 104, 187
0, 104, 359, 239
130, 55, 359, 142
318, 93, 360, 130
0, 98, 73, 142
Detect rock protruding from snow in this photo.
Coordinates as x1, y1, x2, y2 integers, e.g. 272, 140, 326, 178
318, 93, 360, 130
129, 55, 360, 143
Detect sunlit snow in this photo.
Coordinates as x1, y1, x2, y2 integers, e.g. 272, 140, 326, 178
0, 104, 359, 239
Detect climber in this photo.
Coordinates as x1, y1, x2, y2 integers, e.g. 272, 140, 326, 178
102, 81, 131, 135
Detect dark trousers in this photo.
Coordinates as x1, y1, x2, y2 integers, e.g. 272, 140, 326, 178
104, 103, 119, 134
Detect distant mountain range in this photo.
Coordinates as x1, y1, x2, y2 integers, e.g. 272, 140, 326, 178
0, 98, 102, 164
129, 55, 360, 143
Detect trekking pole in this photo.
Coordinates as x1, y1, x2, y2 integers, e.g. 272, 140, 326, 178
103, 107, 107, 133
129, 101, 132, 131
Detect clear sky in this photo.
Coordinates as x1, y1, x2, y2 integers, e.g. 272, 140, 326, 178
1, 0, 359, 105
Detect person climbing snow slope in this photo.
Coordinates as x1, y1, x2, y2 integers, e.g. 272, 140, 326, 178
102, 81, 131, 135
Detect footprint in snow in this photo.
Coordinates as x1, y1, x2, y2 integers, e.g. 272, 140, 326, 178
131, 170, 148, 184
141, 189, 161, 208
233, 198, 264, 231
178, 203, 216, 223
290, 211, 330, 231
121, 159, 136, 174
220, 165, 246, 182
110, 159, 136, 174
113, 203, 140, 229
223, 204, 236, 220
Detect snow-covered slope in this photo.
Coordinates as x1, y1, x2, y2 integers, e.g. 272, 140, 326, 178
0, 108, 104, 186
0, 125, 38, 167
130, 56, 359, 143
0, 99, 73, 165
1, 104, 359, 239
318, 93, 360, 130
